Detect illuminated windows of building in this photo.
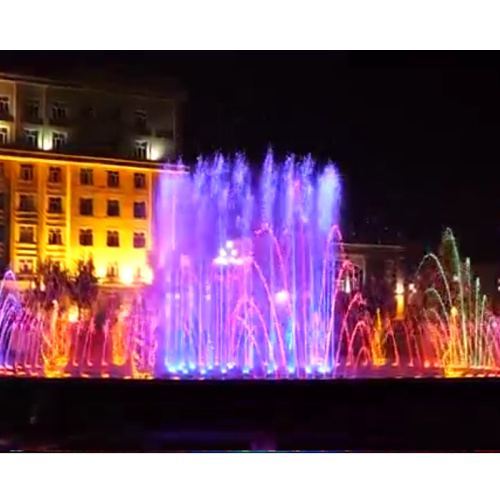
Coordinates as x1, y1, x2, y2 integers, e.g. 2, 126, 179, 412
23, 129, 39, 148
20, 164, 34, 182
48, 196, 63, 214
48, 166, 62, 183
134, 110, 147, 130
19, 194, 36, 212
134, 173, 146, 189
79, 198, 93, 216
79, 229, 93, 246
25, 99, 40, 122
19, 225, 35, 244
107, 170, 120, 188
134, 140, 148, 160
107, 200, 120, 217
80, 168, 93, 186
0, 96, 10, 116
18, 259, 34, 275
0, 127, 8, 145
48, 228, 63, 245
133, 201, 146, 219
133, 231, 146, 249
52, 131, 67, 150
106, 230, 120, 248
51, 101, 67, 121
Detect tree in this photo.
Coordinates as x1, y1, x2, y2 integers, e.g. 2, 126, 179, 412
68, 259, 99, 319
28, 258, 98, 318
29, 259, 71, 311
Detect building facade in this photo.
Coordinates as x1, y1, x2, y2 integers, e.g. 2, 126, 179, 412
0, 72, 183, 161
340, 242, 406, 292
0, 149, 184, 287
0, 72, 186, 288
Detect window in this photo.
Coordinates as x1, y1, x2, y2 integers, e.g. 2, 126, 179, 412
48, 167, 62, 183
134, 110, 147, 129
107, 200, 120, 217
20, 164, 34, 182
134, 173, 146, 189
19, 226, 35, 243
26, 100, 40, 121
48, 196, 63, 214
79, 198, 93, 216
106, 262, 119, 278
79, 229, 93, 246
107, 170, 119, 188
48, 228, 63, 245
134, 140, 148, 160
0, 96, 10, 116
19, 194, 35, 212
107, 230, 120, 247
18, 259, 34, 275
51, 260, 62, 270
80, 168, 93, 186
24, 129, 39, 147
133, 201, 147, 219
133, 231, 146, 249
52, 132, 67, 150
81, 105, 95, 119
52, 102, 67, 120
0, 127, 8, 144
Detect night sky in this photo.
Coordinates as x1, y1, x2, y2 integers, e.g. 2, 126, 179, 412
1, 51, 499, 261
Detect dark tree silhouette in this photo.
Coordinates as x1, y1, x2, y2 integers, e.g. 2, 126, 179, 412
68, 259, 99, 319
28, 258, 98, 317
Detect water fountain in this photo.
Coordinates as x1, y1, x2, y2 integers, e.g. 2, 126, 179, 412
0, 152, 498, 379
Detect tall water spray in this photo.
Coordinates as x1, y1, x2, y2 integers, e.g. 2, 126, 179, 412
154, 151, 343, 377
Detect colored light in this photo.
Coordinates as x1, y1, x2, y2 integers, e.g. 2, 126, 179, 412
275, 290, 290, 304
0, 152, 496, 381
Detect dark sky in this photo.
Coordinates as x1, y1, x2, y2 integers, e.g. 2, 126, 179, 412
1, 51, 499, 261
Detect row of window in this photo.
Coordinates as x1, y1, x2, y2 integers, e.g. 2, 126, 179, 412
80, 169, 146, 188
0, 96, 153, 128
0, 97, 69, 121
80, 229, 146, 248
79, 198, 146, 218
18, 226, 147, 249
17, 194, 147, 218
0, 128, 152, 159
18, 195, 63, 213
18, 164, 147, 189
17, 259, 147, 282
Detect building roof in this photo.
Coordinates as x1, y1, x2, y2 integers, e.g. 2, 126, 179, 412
0, 148, 189, 174
0, 71, 186, 103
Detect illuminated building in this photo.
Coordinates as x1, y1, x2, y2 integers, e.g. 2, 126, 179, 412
339, 242, 407, 316
0, 72, 187, 287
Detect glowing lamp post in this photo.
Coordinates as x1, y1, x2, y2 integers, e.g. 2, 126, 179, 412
275, 289, 290, 304
213, 241, 245, 267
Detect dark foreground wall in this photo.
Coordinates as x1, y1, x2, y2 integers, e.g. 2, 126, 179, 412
0, 377, 499, 451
